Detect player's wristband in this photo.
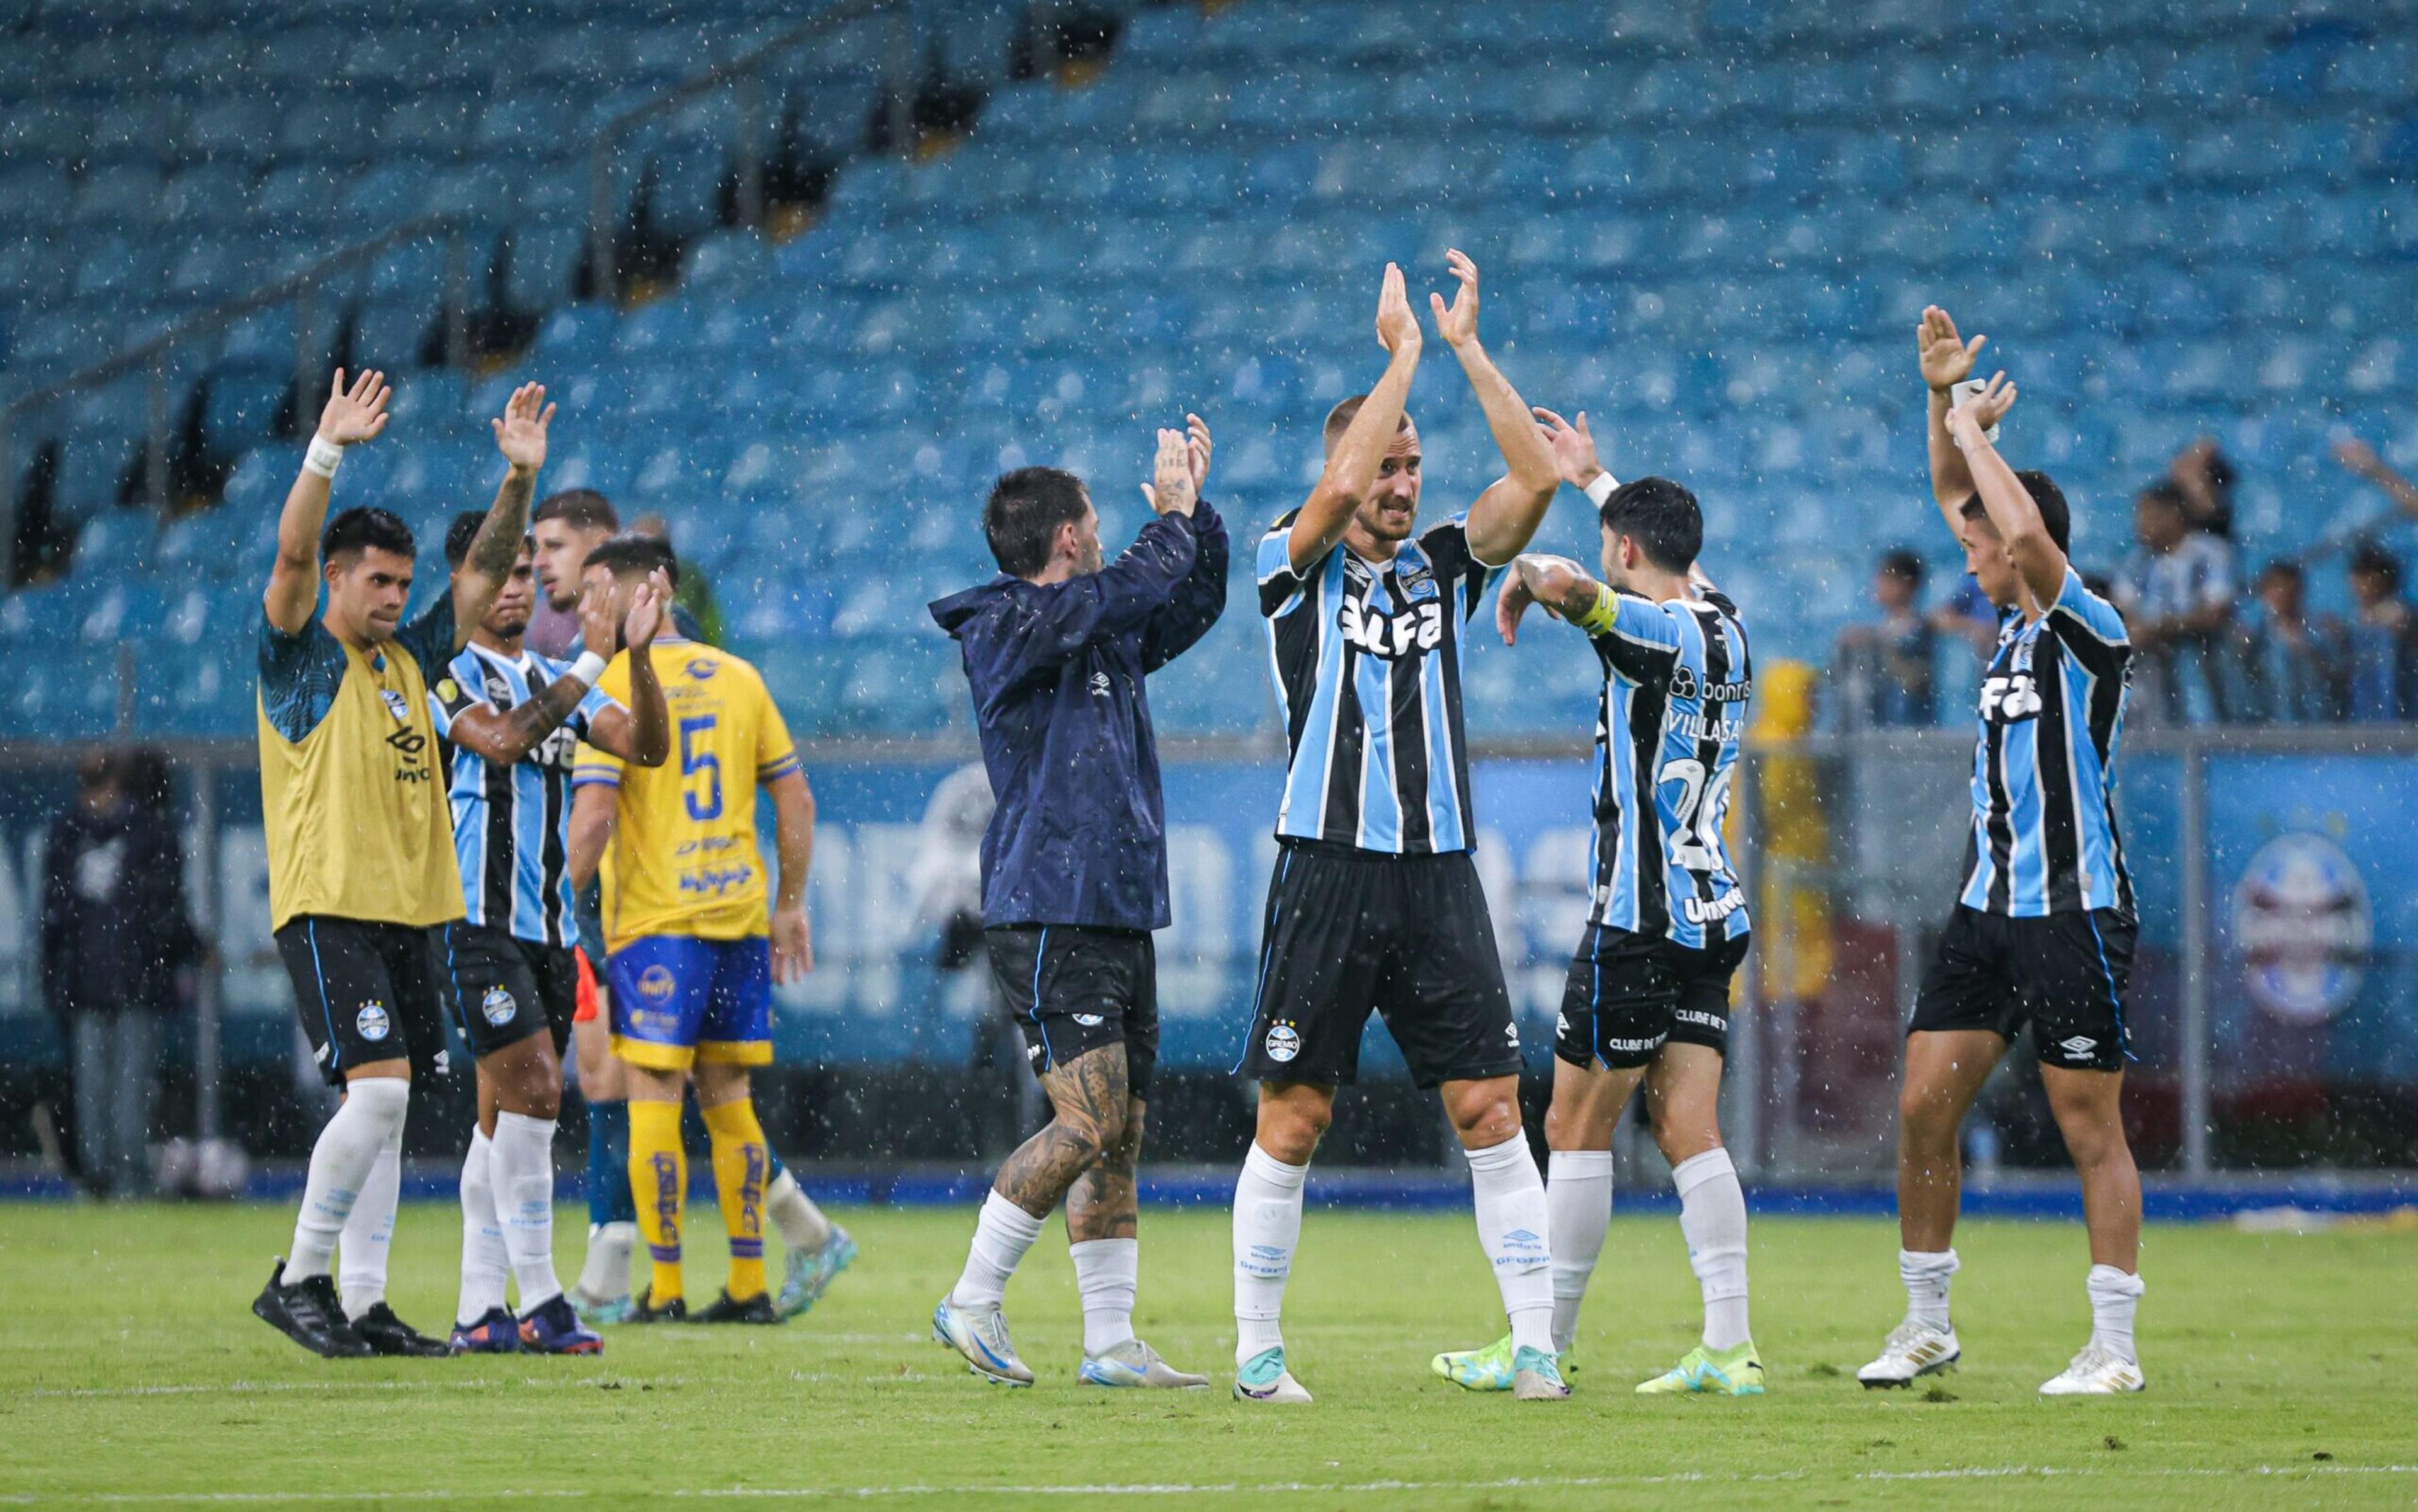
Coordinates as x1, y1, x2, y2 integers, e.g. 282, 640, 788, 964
1582, 472, 1618, 509
567, 650, 609, 686
1574, 593, 1620, 636
302, 435, 344, 480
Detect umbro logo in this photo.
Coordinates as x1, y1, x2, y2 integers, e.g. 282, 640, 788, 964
2058, 1035, 2098, 1057
1088, 671, 1112, 698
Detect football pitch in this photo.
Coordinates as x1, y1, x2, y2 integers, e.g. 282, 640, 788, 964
1, 1202, 2410, 1509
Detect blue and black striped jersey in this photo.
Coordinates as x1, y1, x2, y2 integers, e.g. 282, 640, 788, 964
1583, 588, 1754, 948
429, 643, 617, 946
1256, 511, 1496, 855
1961, 567, 2135, 917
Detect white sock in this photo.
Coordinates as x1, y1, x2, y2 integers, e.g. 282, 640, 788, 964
1545, 1149, 1615, 1353
949, 1190, 1046, 1310
577, 1221, 637, 1304
288, 1078, 407, 1284
338, 1129, 403, 1319
457, 1128, 509, 1325
1672, 1147, 1750, 1352
491, 1111, 562, 1310
2087, 1263, 2143, 1363
766, 1166, 834, 1253
1070, 1236, 1140, 1356
1464, 1135, 1555, 1357
1899, 1248, 1959, 1333
1232, 1142, 1307, 1364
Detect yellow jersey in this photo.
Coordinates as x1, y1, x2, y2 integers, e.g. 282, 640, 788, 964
256, 600, 465, 932
574, 637, 800, 952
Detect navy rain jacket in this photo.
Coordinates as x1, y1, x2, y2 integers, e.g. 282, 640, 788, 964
928, 501, 1227, 931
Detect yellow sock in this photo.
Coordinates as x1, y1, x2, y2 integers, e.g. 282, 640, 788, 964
701, 1098, 770, 1302
628, 1099, 686, 1304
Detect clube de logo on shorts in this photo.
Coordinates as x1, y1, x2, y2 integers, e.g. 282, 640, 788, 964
1263, 1021, 1302, 1063
355, 1001, 390, 1041
480, 986, 517, 1026
2232, 831, 2373, 1026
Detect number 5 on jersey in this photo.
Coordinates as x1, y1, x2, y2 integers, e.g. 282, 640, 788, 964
679, 715, 723, 820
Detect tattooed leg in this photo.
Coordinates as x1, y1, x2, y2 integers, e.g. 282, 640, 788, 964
993, 1043, 1130, 1219
1066, 1096, 1145, 1242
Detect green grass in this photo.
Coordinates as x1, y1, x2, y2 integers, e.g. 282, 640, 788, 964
0, 1202, 2411, 1509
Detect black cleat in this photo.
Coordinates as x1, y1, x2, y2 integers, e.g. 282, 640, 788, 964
695, 1290, 784, 1326
253, 1262, 372, 1359
349, 1302, 451, 1358
628, 1287, 688, 1324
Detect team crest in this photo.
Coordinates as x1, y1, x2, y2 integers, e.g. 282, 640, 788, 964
1072, 1013, 1105, 1026
379, 689, 411, 723
686, 658, 718, 680
480, 986, 517, 1026
355, 1001, 390, 1041
1398, 560, 1436, 600
1263, 1021, 1302, 1063
484, 673, 511, 703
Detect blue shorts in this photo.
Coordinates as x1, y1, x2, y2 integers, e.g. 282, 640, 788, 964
606, 935, 773, 1071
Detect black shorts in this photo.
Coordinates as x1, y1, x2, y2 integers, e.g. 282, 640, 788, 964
275, 916, 450, 1086
439, 921, 578, 1060
1237, 841, 1521, 1090
1557, 922, 1751, 1071
1910, 905, 2137, 1072
986, 924, 1159, 1101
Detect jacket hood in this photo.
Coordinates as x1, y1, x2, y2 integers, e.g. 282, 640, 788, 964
929, 576, 1015, 638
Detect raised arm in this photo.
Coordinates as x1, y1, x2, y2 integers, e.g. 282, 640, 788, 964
574, 573, 673, 768
264, 369, 389, 634
450, 383, 554, 652
1288, 263, 1421, 571
2333, 438, 2418, 520
1141, 415, 1227, 671
1948, 374, 2065, 610
1434, 251, 1558, 564
1917, 305, 1989, 537
1494, 554, 1606, 646
996, 479, 1201, 681
766, 770, 816, 984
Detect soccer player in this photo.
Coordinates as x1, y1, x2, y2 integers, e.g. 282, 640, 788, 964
1858, 309, 2145, 1395
426, 510, 671, 1354
1230, 256, 1567, 1404
531, 491, 848, 1321
567, 533, 817, 1323
250, 372, 543, 1358
1434, 416, 1764, 1397
925, 419, 1224, 1390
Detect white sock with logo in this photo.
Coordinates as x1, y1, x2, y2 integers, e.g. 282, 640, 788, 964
1545, 1149, 1615, 1353
1232, 1142, 1307, 1364
2087, 1264, 2143, 1363
766, 1166, 834, 1253
491, 1111, 563, 1309
457, 1128, 509, 1325
1672, 1147, 1751, 1352
949, 1190, 1045, 1310
1899, 1248, 1959, 1333
1464, 1135, 1555, 1357
287, 1077, 409, 1284
1070, 1236, 1140, 1356
338, 1128, 403, 1319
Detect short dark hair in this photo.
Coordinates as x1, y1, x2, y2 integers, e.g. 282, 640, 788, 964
321, 506, 415, 564
1598, 476, 1702, 573
984, 467, 1089, 579
442, 509, 531, 570
533, 489, 619, 533
2136, 480, 2189, 516
583, 530, 679, 588
1956, 470, 2072, 555
1878, 547, 1926, 586
1322, 394, 1413, 455
2349, 539, 2402, 590
2256, 559, 2305, 589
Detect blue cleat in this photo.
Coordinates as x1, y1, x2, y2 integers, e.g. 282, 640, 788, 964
449, 1307, 521, 1355
777, 1227, 857, 1320
931, 1295, 1033, 1386
519, 1295, 604, 1356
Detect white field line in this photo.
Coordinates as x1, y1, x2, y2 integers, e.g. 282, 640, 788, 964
5, 1465, 2415, 1504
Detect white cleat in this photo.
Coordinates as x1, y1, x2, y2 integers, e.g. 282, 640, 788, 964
1233, 1346, 1313, 1403
2040, 1343, 2145, 1395
1080, 1338, 1210, 1389
931, 1296, 1034, 1387
1857, 1321, 1961, 1388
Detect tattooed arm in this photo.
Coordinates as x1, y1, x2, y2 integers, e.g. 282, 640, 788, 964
1494, 553, 1606, 646
449, 383, 555, 651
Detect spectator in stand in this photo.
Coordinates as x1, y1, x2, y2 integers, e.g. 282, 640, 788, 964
632, 513, 725, 647
2234, 560, 2345, 723
40, 748, 203, 1198
2167, 436, 2237, 539
1833, 549, 1937, 727
2344, 540, 2418, 722
2114, 482, 2237, 723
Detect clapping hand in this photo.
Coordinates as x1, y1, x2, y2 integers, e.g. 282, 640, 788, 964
315, 368, 391, 446
1917, 305, 1985, 393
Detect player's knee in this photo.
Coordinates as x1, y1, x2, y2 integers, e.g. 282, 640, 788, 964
1898, 1081, 1959, 1144
1447, 1090, 1520, 1145
1650, 1113, 1721, 1167
1254, 1100, 1329, 1164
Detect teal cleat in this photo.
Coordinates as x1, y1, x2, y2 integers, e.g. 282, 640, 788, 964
1512, 1344, 1570, 1401
1431, 1333, 1515, 1392
1233, 1346, 1312, 1403
566, 1288, 635, 1327
776, 1226, 856, 1320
